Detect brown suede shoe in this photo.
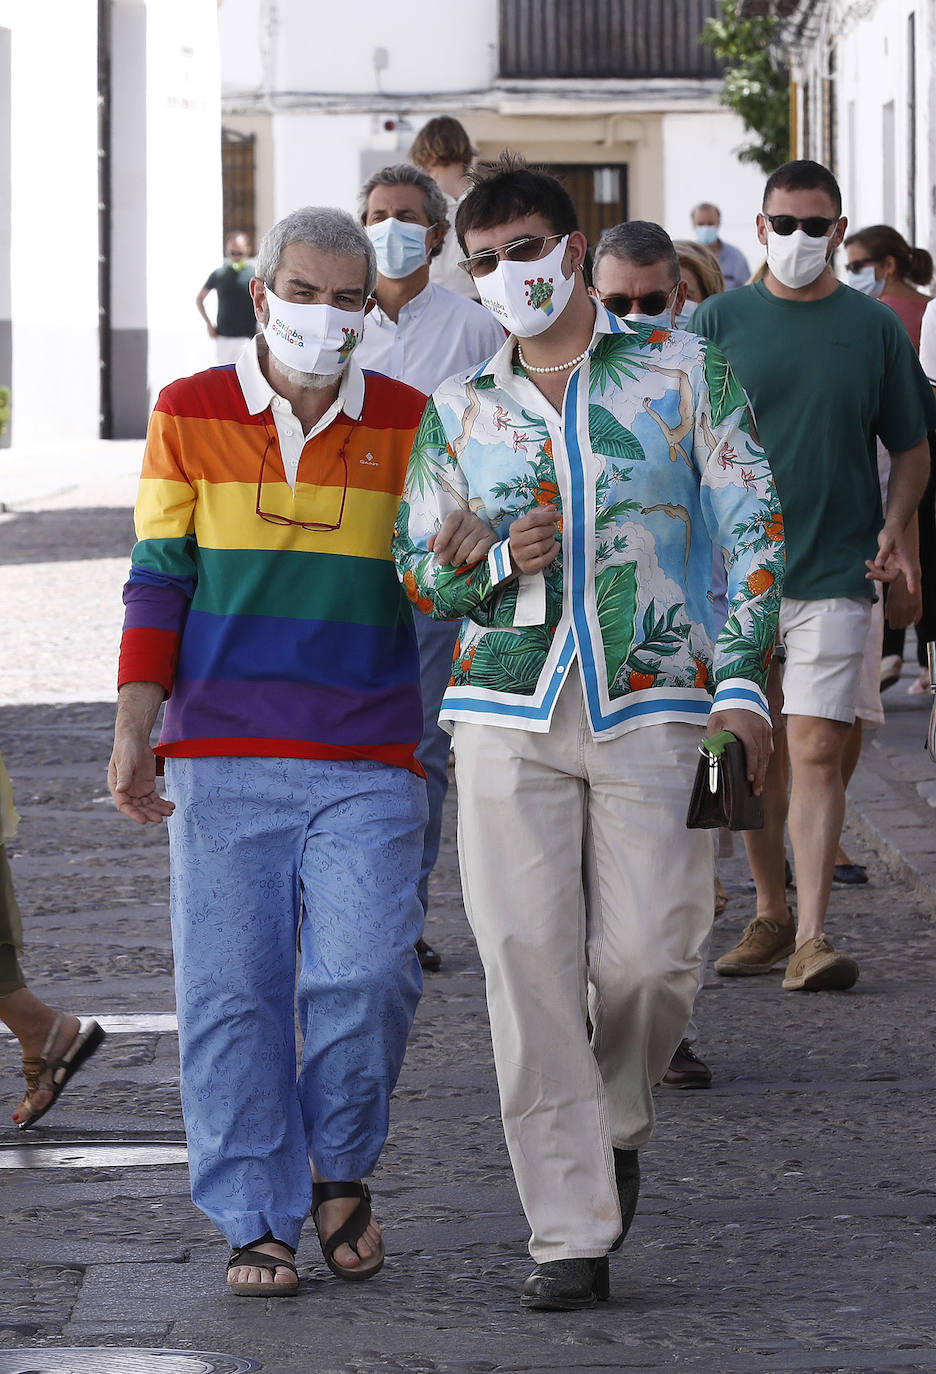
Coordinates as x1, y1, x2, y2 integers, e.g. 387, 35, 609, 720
714, 910, 796, 976
782, 935, 859, 991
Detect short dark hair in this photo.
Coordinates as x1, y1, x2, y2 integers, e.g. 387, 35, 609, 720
454, 151, 578, 255
594, 221, 679, 287
763, 159, 842, 217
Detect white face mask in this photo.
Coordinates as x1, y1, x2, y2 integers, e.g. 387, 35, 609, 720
766, 226, 836, 289
477, 236, 576, 337
367, 218, 431, 280
849, 264, 886, 299
695, 224, 719, 247
262, 287, 365, 375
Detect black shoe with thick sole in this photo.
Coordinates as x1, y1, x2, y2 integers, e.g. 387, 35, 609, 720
520, 1256, 610, 1310
415, 936, 441, 972
609, 1146, 640, 1252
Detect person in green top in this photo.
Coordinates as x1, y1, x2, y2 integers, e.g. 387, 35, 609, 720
693, 159, 936, 993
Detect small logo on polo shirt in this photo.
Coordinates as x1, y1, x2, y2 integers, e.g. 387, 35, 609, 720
360, 452, 379, 466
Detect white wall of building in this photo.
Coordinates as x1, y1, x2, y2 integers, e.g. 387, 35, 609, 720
662, 110, 766, 272
144, 0, 223, 394
8, 1, 100, 445
792, 0, 936, 259
220, 0, 498, 99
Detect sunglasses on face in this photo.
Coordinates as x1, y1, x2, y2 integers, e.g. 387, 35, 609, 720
600, 284, 677, 318
459, 233, 564, 279
764, 213, 839, 238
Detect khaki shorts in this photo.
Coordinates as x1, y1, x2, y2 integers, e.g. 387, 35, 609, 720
779, 596, 873, 724
854, 594, 885, 726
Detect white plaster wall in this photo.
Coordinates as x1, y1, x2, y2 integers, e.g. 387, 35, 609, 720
661, 110, 765, 276
272, 112, 404, 222
221, 0, 498, 99
144, 0, 224, 392
9, 2, 100, 443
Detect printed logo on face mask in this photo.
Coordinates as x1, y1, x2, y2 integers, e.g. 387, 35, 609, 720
525, 278, 555, 314
271, 317, 304, 348
337, 327, 359, 361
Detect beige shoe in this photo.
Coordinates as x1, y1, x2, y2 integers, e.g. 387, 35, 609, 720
714, 911, 796, 976
782, 935, 859, 991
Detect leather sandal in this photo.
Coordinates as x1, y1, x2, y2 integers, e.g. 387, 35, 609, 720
16, 1016, 105, 1130
312, 1180, 385, 1281
227, 1231, 298, 1296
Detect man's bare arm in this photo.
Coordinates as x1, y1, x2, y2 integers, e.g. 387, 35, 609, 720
867, 438, 931, 593
195, 287, 217, 339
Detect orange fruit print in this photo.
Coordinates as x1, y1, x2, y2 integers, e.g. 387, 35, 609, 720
629, 670, 656, 691
747, 569, 775, 596
534, 481, 559, 506
694, 658, 708, 688
764, 515, 784, 542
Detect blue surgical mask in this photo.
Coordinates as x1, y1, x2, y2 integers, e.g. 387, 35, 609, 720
675, 299, 698, 328
625, 284, 677, 332
367, 218, 432, 280
695, 224, 719, 247
849, 264, 886, 299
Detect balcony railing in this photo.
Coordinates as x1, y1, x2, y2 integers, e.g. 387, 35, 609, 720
499, 0, 725, 81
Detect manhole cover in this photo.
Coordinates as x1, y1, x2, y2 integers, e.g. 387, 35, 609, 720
0, 1352, 259, 1374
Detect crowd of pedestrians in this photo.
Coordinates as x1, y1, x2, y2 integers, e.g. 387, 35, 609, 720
5, 113, 932, 1314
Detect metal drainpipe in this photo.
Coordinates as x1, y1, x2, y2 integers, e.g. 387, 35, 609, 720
97, 0, 113, 440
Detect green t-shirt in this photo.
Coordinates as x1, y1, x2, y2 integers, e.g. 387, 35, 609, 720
693, 280, 936, 601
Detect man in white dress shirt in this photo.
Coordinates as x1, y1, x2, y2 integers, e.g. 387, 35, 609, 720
356, 162, 506, 971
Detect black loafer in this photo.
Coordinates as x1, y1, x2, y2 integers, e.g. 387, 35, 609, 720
609, 1146, 640, 1252
415, 936, 442, 972
520, 1256, 609, 1310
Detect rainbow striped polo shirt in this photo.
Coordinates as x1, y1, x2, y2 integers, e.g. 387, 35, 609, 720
118, 356, 427, 774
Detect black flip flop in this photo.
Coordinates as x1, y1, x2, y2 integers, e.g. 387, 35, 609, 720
227, 1232, 298, 1296
17, 1017, 106, 1131
312, 1180, 385, 1281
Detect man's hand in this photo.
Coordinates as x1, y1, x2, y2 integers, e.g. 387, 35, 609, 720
109, 682, 173, 825
207, 323, 218, 340
706, 708, 773, 797
509, 506, 561, 574
866, 522, 919, 594
427, 510, 495, 567
884, 570, 923, 630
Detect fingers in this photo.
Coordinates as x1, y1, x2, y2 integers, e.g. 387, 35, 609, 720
431, 512, 495, 567
108, 756, 175, 825
509, 506, 561, 574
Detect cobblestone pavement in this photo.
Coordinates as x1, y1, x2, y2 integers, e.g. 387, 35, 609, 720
2, 489, 936, 1373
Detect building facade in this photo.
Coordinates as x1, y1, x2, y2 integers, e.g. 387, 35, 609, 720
219, 0, 767, 270
0, 0, 222, 446
746, 0, 936, 254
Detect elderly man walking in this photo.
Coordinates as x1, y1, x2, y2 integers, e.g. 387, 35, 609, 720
108, 207, 476, 1296
394, 156, 783, 1309
356, 162, 505, 971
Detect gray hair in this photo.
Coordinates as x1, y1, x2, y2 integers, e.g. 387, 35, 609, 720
358, 163, 449, 259
255, 206, 377, 298
594, 221, 679, 286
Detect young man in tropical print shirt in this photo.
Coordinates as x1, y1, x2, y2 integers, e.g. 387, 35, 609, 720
392, 158, 783, 1311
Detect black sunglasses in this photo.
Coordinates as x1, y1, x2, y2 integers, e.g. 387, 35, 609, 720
600, 284, 676, 319
764, 213, 839, 238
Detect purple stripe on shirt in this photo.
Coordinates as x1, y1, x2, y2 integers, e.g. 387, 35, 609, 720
123, 581, 190, 633
161, 676, 423, 748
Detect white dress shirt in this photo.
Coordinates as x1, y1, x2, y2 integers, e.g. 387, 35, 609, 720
235, 336, 365, 489
354, 281, 506, 396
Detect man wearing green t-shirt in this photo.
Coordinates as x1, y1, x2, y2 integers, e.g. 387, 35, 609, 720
694, 160, 936, 992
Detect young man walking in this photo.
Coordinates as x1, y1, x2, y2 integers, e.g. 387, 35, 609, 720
394, 156, 783, 1309
694, 160, 936, 992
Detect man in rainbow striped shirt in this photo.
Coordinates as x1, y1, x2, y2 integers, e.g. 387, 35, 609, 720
108, 208, 492, 1296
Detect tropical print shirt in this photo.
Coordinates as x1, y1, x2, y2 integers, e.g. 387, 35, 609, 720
392, 302, 784, 738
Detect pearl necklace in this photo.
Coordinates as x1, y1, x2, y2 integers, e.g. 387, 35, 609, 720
517, 343, 589, 374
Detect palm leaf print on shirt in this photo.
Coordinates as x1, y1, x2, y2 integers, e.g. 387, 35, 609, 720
588, 405, 646, 463
468, 627, 555, 695
408, 399, 450, 499
703, 345, 748, 429
595, 562, 639, 689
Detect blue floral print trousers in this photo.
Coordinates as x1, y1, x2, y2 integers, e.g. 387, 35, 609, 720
164, 755, 426, 1249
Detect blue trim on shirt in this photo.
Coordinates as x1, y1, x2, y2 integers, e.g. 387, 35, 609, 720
442, 629, 575, 720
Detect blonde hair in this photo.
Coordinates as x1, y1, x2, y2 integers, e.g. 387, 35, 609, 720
672, 240, 725, 300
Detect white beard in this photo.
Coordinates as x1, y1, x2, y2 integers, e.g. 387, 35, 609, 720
269, 356, 345, 391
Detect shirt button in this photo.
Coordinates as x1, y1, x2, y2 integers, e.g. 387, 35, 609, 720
283, 428, 294, 438
556, 664, 565, 674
